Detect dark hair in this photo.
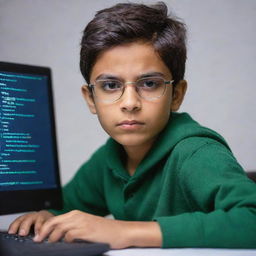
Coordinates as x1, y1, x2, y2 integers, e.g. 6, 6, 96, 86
80, 2, 187, 85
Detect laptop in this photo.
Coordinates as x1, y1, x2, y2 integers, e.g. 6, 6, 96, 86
0, 62, 110, 256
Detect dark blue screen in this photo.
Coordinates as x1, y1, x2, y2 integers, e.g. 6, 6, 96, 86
0, 71, 57, 191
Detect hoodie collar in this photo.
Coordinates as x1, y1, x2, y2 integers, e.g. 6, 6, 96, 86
106, 112, 230, 181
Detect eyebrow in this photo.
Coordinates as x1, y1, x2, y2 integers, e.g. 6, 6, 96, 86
94, 72, 165, 81
138, 72, 165, 79
95, 74, 119, 81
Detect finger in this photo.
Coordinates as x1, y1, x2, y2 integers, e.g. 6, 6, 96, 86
8, 215, 26, 234
17, 215, 36, 236
34, 210, 54, 235
46, 217, 74, 242
64, 229, 79, 243
34, 217, 45, 235
47, 227, 66, 242
34, 216, 60, 242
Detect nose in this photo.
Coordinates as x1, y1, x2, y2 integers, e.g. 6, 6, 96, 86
119, 84, 141, 112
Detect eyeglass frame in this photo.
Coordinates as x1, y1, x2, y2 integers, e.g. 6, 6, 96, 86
87, 77, 175, 103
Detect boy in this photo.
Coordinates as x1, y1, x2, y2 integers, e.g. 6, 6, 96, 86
8, 2, 256, 249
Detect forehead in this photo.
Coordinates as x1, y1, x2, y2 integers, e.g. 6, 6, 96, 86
90, 41, 172, 81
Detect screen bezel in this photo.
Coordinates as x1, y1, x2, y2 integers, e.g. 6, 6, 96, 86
0, 61, 62, 215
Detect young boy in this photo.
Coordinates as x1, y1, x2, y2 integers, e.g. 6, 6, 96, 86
8, 2, 256, 249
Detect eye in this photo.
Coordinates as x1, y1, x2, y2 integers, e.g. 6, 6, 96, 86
138, 78, 163, 90
98, 80, 122, 91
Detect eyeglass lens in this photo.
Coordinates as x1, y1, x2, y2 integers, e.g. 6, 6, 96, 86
93, 77, 167, 102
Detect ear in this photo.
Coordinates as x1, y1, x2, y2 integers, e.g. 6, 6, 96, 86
171, 80, 187, 112
81, 85, 97, 114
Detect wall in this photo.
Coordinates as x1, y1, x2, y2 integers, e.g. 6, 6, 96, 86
0, 0, 255, 228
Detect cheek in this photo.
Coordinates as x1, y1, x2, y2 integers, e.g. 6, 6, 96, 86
155, 104, 171, 128
94, 104, 114, 134
153, 95, 172, 120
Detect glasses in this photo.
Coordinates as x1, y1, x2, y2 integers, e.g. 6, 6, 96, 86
88, 77, 174, 103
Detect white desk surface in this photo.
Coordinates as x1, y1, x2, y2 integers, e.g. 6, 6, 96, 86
105, 248, 256, 256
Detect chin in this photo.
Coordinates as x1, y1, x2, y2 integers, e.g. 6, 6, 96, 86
114, 133, 155, 148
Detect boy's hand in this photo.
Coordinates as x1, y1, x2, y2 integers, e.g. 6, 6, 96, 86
8, 210, 54, 236
33, 210, 162, 249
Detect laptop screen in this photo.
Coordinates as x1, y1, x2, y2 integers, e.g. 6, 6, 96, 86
0, 62, 62, 214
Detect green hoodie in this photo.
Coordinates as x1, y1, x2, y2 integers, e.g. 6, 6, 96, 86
50, 112, 256, 248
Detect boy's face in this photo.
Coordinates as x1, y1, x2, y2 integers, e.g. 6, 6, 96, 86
82, 41, 187, 151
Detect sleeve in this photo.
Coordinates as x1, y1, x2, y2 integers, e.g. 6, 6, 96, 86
49, 147, 110, 217
155, 142, 256, 248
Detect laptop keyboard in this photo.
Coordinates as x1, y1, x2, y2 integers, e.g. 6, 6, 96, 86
0, 231, 110, 256
2, 232, 34, 242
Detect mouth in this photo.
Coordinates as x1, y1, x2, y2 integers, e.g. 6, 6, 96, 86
117, 120, 145, 130
117, 120, 144, 126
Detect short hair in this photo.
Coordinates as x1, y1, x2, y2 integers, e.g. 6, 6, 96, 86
80, 2, 187, 85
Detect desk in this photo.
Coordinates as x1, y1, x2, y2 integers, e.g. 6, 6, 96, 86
1, 215, 256, 255
105, 248, 256, 256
